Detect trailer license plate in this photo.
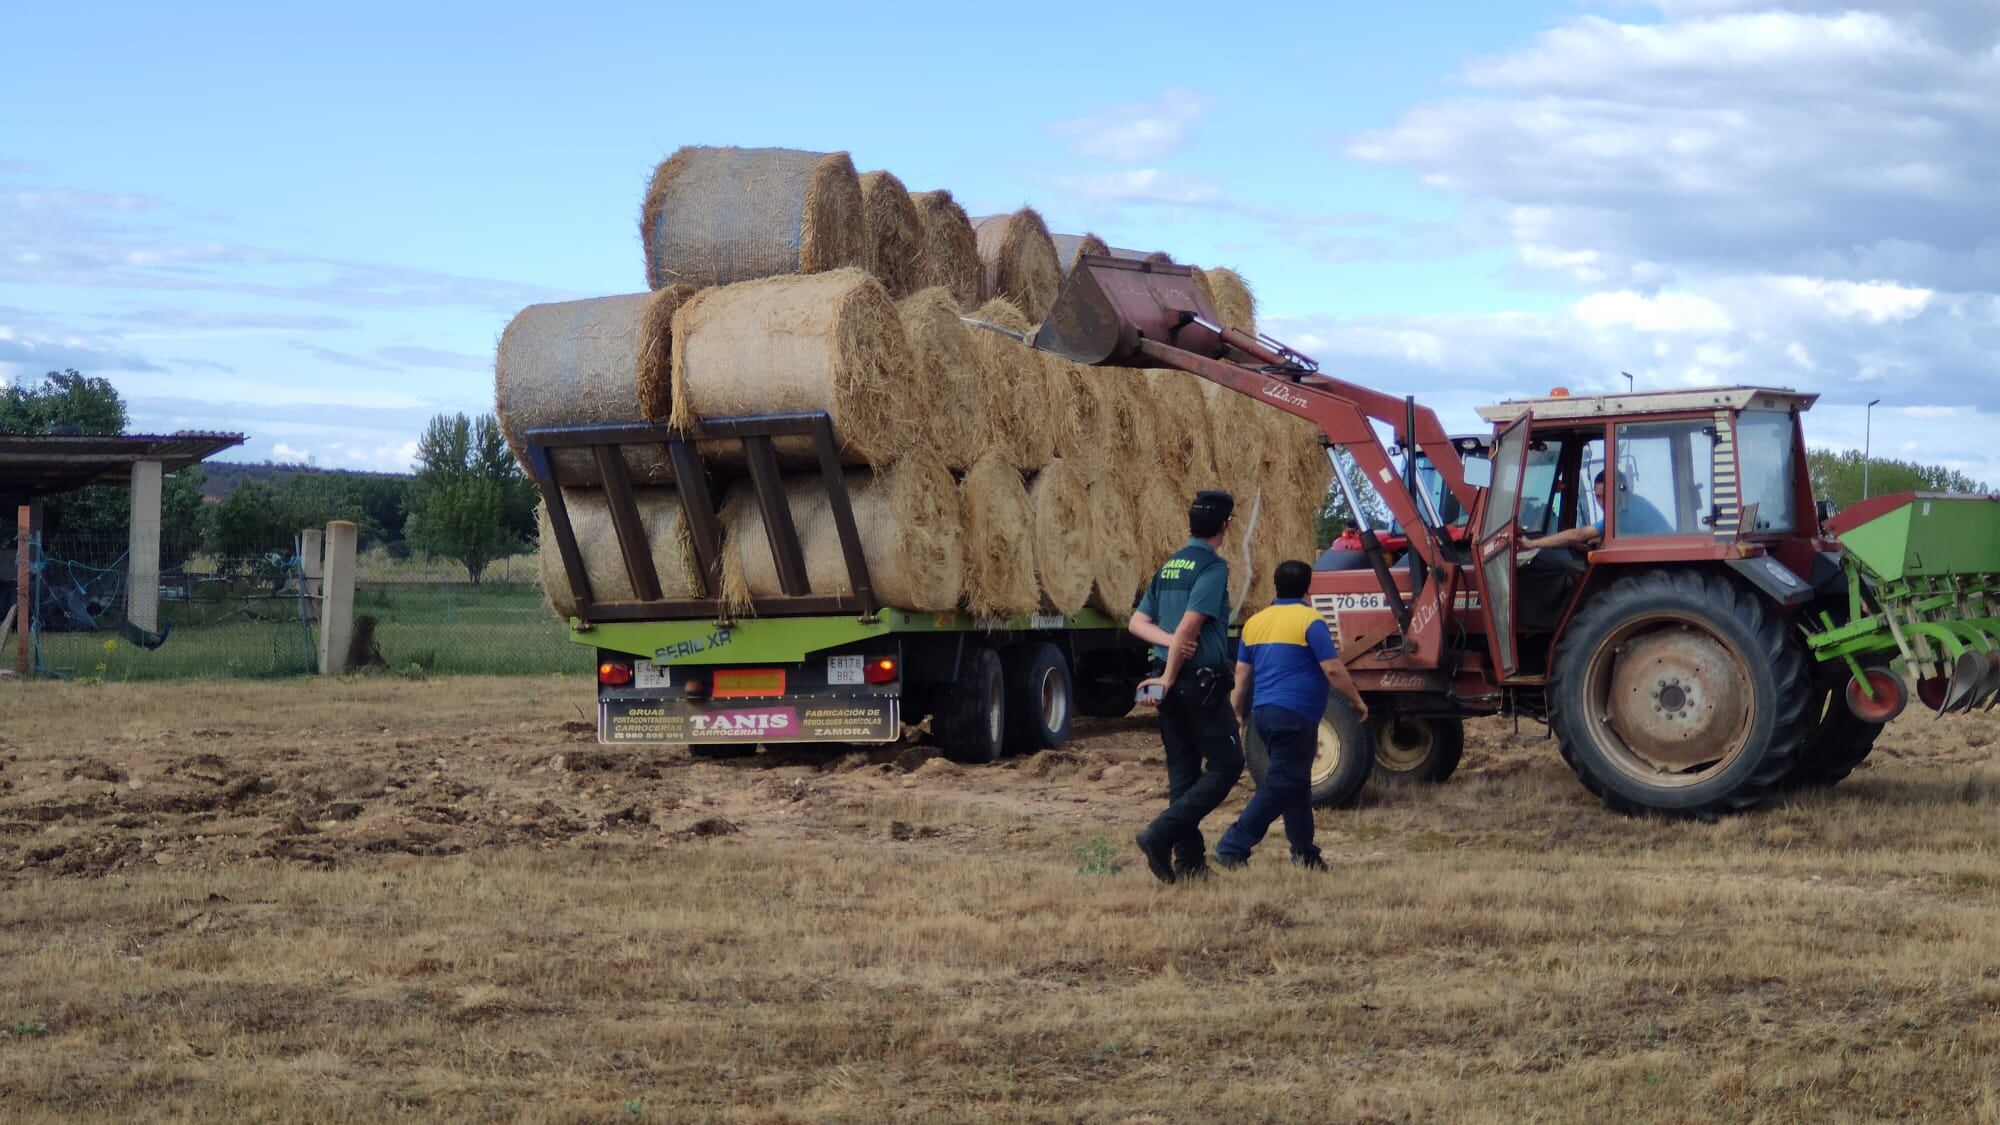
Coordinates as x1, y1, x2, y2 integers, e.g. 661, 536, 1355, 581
633, 659, 669, 690
714, 669, 786, 697
827, 655, 863, 685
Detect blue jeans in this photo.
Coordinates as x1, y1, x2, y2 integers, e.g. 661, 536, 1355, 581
1215, 705, 1320, 861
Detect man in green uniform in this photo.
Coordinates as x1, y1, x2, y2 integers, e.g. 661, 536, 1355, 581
1129, 490, 1243, 883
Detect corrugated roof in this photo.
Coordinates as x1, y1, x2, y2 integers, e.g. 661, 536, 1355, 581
0, 431, 247, 500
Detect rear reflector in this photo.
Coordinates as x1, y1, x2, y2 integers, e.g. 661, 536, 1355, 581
598, 661, 634, 686
713, 668, 786, 698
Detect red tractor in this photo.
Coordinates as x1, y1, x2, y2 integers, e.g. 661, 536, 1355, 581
1037, 257, 1883, 816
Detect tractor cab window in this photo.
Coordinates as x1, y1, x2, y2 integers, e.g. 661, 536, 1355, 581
1517, 443, 1563, 536
1608, 421, 1717, 537
1734, 411, 1798, 534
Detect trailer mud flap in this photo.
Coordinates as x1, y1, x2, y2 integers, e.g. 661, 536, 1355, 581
600, 696, 900, 745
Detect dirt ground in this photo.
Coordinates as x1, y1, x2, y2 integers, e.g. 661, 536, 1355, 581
2, 677, 1998, 1122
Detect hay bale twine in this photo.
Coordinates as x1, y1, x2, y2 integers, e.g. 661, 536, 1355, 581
1144, 370, 1216, 491
641, 146, 865, 290
910, 189, 981, 308
1048, 232, 1111, 276
899, 287, 990, 470
960, 453, 1039, 619
1083, 471, 1144, 619
670, 269, 917, 468
973, 208, 1062, 322
496, 289, 690, 485
965, 298, 1054, 471
1055, 363, 1113, 484
1028, 458, 1094, 616
536, 490, 697, 620
726, 451, 963, 612
858, 170, 923, 299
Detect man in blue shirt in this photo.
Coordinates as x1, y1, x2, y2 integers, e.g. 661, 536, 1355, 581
1214, 559, 1368, 871
1129, 490, 1243, 884
1525, 470, 1674, 550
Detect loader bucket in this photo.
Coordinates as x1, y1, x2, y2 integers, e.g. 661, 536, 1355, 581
1813, 492, 2000, 714
1032, 255, 1222, 367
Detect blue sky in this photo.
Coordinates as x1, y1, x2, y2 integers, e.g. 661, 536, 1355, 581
5, 0, 1998, 481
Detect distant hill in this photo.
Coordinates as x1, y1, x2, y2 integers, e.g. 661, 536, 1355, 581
195, 460, 412, 502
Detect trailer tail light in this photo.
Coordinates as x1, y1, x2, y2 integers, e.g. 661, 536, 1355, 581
598, 660, 634, 687
863, 656, 900, 684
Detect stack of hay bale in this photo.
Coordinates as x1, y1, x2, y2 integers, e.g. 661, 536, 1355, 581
496, 144, 1331, 624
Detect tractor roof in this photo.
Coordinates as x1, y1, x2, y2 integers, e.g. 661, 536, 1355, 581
1475, 386, 1818, 425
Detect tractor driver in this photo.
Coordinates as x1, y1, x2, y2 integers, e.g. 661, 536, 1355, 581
1522, 469, 1672, 552
1514, 470, 1672, 627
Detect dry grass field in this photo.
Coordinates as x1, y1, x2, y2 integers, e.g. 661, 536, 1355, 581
2, 677, 1998, 1122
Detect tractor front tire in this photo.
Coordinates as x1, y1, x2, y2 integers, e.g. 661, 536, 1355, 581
1244, 697, 1373, 808
1369, 714, 1465, 783
1549, 569, 1808, 816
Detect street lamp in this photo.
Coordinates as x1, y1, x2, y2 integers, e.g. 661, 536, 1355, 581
1864, 399, 1882, 500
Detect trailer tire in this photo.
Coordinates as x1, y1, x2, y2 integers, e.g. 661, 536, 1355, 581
1550, 569, 1807, 816
1244, 696, 1373, 808
1369, 714, 1464, 783
1001, 643, 1072, 755
937, 647, 1006, 765
1074, 673, 1138, 719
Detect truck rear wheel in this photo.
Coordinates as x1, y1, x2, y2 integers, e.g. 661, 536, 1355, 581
1369, 714, 1464, 783
1550, 569, 1807, 815
1244, 698, 1373, 808
937, 647, 1006, 765
1001, 643, 1071, 756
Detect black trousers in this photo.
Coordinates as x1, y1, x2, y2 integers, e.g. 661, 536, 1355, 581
1146, 677, 1245, 868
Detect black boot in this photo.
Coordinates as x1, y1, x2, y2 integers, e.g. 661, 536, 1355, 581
1135, 829, 1177, 884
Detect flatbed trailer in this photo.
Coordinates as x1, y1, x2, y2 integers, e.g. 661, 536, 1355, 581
524, 413, 1151, 762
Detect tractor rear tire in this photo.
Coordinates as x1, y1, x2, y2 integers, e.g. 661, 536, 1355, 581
1787, 669, 1887, 788
1369, 714, 1465, 783
1244, 697, 1373, 808
937, 647, 1006, 765
1549, 569, 1808, 816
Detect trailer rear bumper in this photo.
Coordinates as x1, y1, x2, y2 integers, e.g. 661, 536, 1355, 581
600, 693, 900, 745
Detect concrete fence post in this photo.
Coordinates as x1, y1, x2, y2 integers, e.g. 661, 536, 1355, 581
127, 460, 163, 633
317, 520, 358, 675
300, 528, 324, 620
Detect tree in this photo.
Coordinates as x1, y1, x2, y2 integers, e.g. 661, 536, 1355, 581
1807, 448, 1988, 512
1314, 451, 1391, 548
403, 412, 535, 583
0, 369, 127, 435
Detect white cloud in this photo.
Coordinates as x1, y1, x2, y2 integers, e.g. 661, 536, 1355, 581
1774, 277, 1932, 323
1049, 89, 1211, 164
1053, 168, 1226, 208
1574, 290, 1733, 332
272, 442, 310, 461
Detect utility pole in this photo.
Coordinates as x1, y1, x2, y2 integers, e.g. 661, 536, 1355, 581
1864, 399, 1881, 500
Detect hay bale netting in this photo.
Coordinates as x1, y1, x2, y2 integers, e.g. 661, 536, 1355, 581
960, 453, 1039, 618
910, 189, 981, 308
496, 289, 691, 484
899, 287, 991, 470
965, 298, 1056, 471
536, 490, 697, 620
858, 170, 923, 299
1083, 471, 1144, 619
1144, 370, 1217, 492
1054, 362, 1112, 484
671, 269, 918, 467
1192, 267, 1258, 336
1028, 458, 1094, 616
1048, 232, 1111, 276
973, 208, 1062, 322
724, 451, 963, 612
641, 146, 865, 290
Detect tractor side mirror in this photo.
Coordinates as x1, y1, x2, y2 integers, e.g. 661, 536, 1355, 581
1815, 499, 1836, 526
1462, 458, 1493, 489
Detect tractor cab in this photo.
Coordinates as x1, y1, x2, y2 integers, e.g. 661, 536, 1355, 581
1471, 386, 1820, 680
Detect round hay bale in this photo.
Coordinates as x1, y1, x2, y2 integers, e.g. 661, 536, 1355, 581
965, 298, 1054, 471
960, 453, 1039, 619
1028, 459, 1094, 616
858, 170, 923, 299
670, 269, 917, 468
973, 208, 1062, 322
1103, 382, 1161, 497
1083, 471, 1144, 619
536, 489, 697, 620
910, 189, 981, 308
1054, 363, 1112, 484
1219, 487, 1265, 623
899, 287, 990, 470
497, 289, 690, 485
1048, 232, 1111, 276
641, 146, 865, 290
1142, 250, 1176, 267
1199, 379, 1263, 501
1144, 370, 1216, 491
1204, 267, 1258, 336
726, 451, 963, 612
1137, 474, 1188, 568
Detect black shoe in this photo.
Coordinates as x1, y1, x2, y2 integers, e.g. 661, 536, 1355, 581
1290, 851, 1329, 872
1135, 830, 1177, 884
1213, 852, 1249, 871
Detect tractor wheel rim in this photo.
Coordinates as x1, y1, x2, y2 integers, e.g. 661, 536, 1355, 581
1310, 719, 1344, 787
1374, 717, 1436, 772
1583, 615, 1756, 787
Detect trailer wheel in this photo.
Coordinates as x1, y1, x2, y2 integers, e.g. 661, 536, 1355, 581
937, 647, 1006, 765
1244, 697, 1373, 808
1550, 569, 1807, 815
1368, 714, 1464, 783
1001, 643, 1072, 756
1073, 652, 1139, 718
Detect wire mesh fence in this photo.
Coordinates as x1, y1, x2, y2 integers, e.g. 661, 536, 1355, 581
2, 531, 586, 681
